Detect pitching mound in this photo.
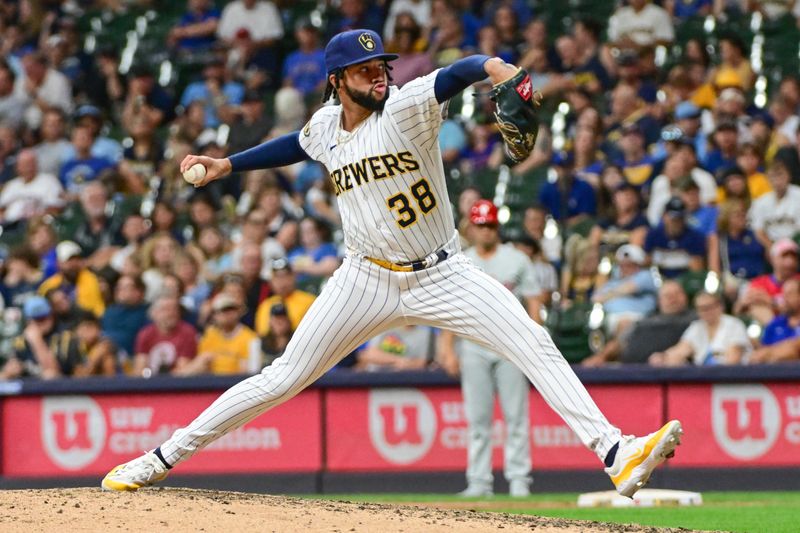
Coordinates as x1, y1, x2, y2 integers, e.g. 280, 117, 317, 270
1, 488, 683, 532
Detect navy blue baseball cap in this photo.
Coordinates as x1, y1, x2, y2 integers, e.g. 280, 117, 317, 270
324, 29, 398, 74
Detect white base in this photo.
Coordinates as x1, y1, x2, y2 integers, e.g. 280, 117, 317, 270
577, 489, 703, 508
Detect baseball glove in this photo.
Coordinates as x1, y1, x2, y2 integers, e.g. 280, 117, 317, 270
490, 68, 541, 163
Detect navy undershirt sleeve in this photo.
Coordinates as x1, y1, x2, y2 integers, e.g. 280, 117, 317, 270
433, 54, 492, 104
228, 131, 311, 172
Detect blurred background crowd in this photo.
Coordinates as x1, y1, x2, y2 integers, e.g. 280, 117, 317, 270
2, 0, 800, 381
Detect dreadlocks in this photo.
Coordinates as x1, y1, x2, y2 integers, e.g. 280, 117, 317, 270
321, 61, 394, 104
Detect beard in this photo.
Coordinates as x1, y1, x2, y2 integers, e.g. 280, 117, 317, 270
342, 82, 390, 112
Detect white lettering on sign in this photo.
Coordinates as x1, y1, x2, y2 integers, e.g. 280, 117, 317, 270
109, 407, 154, 429
531, 425, 582, 447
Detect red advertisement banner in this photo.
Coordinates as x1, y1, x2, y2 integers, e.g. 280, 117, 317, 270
1, 390, 321, 477
325, 385, 661, 471
667, 383, 800, 467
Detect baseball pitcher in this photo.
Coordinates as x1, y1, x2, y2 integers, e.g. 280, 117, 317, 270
102, 29, 682, 498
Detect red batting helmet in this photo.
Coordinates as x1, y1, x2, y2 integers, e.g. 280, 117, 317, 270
469, 200, 499, 225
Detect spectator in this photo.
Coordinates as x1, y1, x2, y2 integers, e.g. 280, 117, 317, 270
590, 182, 649, 253
751, 280, 800, 363
644, 197, 706, 279
561, 237, 602, 303
180, 58, 244, 128
119, 115, 163, 195
327, 0, 384, 38
173, 252, 211, 316
230, 207, 285, 277
538, 152, 597, 229
227, 90, 272, 155
592, 244, 658, 339
758, 278, 800, 346
384, 1, 432, 42
605, 84, 659, 149
679, 177, 718, 237
0, 148, 63, 225
237, 243, 272, 329
715, 166, 752, 208
607, 0, 675, 52
703, 119, 739, 176
650, 291, 750, 366
190, 226, 234, 283
217, 0, 284, 81
132, 295, 198, 377
287, 216, 340, 286
175, 293, 260, 376
358, 325, 434, 371
38, 240, 105, 317
735, 238, 800, 325
1, 246, 44, 309
44, 285, 82, 333
260, 302, 294, 366
64, 104, 123, 164
584, 280, 694, 366
256, 183, 299, 252
59, 124, 116, 197
254, 258, 316, 336
1, 297, 66, 379
749, 158, 800, 248
14, 51, 72, 129
71, 182, 124, 267
523, 204, 562, 264
708, 199, 766, 299
511, 236, 558, 306
168, 0, 221, 52
0, 60, 27, 128
27, 218, 58, 278
428, 8, 468, 67
616, 123, 657, 190
282, 20, 326, 98
387, 13, 435, 87
34, 108, 71, 176
122, 64, 174, 127
141, 232, 181, 301
0, 124, 18, 183
101, 274, 150, 361
109, 213, 149, 273
732, 143, 771, 202
70, 311, 118, 377
774, 122, 800, 179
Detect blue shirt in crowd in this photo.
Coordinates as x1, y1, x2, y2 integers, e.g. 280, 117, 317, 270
687, 205, 719, 236
721, 230, 765, 279
180, 81, 245, 127
644, 224, 706, 279
101, 303, 150, 358
176, 8, 221, 50
60, 156, 116, 194
762, 315, 800, 346
538, 177, 597, 222
282, 48, 327, 96
596, 269, 658, 316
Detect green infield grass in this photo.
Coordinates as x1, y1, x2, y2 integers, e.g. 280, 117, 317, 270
312, 491, 800, 532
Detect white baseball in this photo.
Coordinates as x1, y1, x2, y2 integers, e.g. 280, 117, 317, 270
183, 163, 207, 185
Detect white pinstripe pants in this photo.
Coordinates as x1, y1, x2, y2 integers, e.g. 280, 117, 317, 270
160, 253, 622, 467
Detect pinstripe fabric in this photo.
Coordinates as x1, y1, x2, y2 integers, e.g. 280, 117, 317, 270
160, 256, 404, 465
156, 70, 621, 470
401, 254, 622, 458
160, 252, 621, 466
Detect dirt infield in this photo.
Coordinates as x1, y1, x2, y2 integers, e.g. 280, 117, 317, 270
0, 488, 688, 532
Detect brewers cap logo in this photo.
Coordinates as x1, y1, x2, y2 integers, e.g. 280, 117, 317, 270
359, 33, 376, 51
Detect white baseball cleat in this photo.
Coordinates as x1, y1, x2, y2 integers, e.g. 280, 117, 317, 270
101, 451, 170, 491
605, 419, 683, 498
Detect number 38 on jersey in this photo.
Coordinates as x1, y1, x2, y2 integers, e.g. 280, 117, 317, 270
387, 178, 437, 228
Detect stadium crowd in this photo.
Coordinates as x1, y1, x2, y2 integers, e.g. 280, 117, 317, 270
2, 0, 800, 381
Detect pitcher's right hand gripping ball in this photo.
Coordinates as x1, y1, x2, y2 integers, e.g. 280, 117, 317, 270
490, 68, 541, 163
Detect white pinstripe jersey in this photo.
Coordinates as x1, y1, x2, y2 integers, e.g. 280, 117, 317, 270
298, 70, 456, 263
